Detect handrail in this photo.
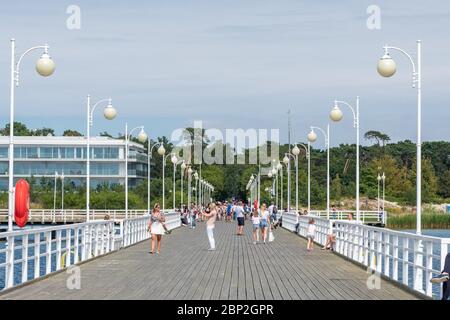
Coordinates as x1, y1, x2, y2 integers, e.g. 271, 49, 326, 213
282, 213, 450, 299
0, 211, 183, 291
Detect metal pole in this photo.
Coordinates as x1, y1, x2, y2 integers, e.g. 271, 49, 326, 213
307, 142, 311, 213
8, 39, 16, 231
53, 172, 58, 220
326, 124, 330, 219
147, 140, 151, 214
258, 164, 261, 209
61, 173, 64, 213
280, 165, 283, 212
162, 155, 165, 212
181, 165, 184, 206
416, 40, 422, 235
287, 155, 291, 212
173, 162, 176, 210
125, 123, 129, 219
356, 96, 360, 222
86, 95, 91, 222
275, 169, 278, 208
295, 154, 298, 213
377, 175, 380, 213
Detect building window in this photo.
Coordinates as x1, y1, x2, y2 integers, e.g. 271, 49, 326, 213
40, 147, 53, 159
0, 147, 7, 158
0, 163, 8, 175
75, 147, 83, 159
27, 147, 38, 158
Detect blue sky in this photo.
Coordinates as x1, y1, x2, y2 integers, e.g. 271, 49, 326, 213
0, 0, 449, 148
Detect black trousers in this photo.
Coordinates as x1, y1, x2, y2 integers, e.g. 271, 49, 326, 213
442, 253, 450, 300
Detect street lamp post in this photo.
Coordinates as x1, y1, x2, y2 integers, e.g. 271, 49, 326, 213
377, 40, 422, 235
308, 124, 330, 219
377, 173, 381, 213
86, 96, 117, 221
292, 143, 310, 213
382, 172, 386, 222
180, 161, 186, 206
53, 171, 58, 224
125, 124, 148, 218
277, 161, 283, 211
330, 97, 360, 221
147, 141, 163, 213
170, 154, 178, 210
283, 153, 295, 212
378, 41, 423, 292
8, 39, 56, 231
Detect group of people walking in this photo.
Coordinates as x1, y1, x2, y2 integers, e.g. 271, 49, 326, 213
146, 199, 279, 254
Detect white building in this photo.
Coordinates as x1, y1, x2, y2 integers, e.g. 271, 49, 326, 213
0, 136, 148, 190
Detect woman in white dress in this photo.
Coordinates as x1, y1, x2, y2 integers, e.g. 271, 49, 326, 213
148, 203, 166, 254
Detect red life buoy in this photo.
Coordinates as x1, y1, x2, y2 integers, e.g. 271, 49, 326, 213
14, 179, 30, 228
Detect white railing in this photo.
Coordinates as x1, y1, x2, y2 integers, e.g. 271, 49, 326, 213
283, 214, 450, 299
0, 209, 181, 224
119, 211, 181, 248
309, 210, 387, 224
0, 220, 116, 290
0, 210, 182, 291
333, 221, 450, 298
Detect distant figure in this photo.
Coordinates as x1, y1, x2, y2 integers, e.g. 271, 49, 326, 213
259, 203, 270, 244
226, 202, 232, 222
331, 205, 337, 219
431, 253, 450, 300
306, 218, 316, 252
251, 209, 260, 244
190, 203, 197, 229
235, 201, 245, 236
148, 203, 166, 255
303, 209, 308, 215
348, 213, 353, 221
104, 214, 110, 220
202, 203, 217, 251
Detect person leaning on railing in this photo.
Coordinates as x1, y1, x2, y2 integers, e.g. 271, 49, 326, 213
430, 253, 450, 300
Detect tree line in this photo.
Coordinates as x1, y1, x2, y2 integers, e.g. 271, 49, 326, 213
0, 123, 448, 210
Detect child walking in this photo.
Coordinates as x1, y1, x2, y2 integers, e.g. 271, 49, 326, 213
306, 218, 316, 252
251, 210, 260, 244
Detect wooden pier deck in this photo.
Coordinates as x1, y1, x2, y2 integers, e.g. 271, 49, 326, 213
0, 221, 418, 300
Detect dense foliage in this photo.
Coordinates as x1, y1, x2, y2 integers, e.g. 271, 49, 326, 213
0, 122, 449, 210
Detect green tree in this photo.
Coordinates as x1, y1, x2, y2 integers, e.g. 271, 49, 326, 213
63, 129, 83, 136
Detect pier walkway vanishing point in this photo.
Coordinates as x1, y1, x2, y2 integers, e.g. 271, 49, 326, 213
0, 219, 419, 300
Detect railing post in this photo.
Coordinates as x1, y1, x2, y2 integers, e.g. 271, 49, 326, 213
363, 229, 369, 267
402, 238, 409, 286
376, 231, 382, 273
65, 228, 72, 267
21, 234, 29, 284
5, 236, 15, 288
45, 231, 52, 275
86, 225, 93, 259
34, 233, 41, 279
424, 241, 433, 297
392, 235, 399, 281
384, 232, 390, 277
75, 227, 80, 263
56, 230, 62, 270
